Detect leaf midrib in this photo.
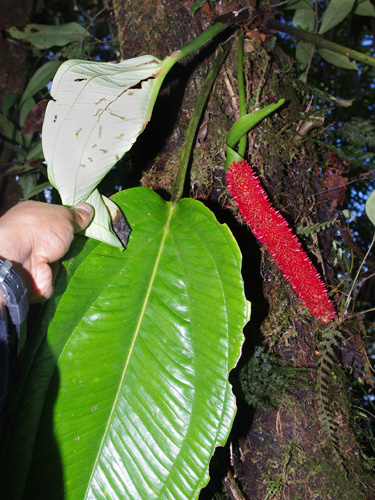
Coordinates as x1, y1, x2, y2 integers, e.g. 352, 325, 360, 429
83, 202, 174, 499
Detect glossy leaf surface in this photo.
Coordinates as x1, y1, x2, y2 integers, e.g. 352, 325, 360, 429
0, 187, 249, 500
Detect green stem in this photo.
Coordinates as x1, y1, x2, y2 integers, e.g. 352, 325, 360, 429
171, 44, 231, 203
237, 30, 247, 158
147, 22, 228, 122
225, 98, 285, 168
267, 20, 375, 69
171, 22, 227, 63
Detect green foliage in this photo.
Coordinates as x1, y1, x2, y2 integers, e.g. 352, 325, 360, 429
20, 60, 61, 105
318, 0, 355, 35
366, 189, 375, 226
0, 20, 255, 499
6, 23, 90, 49
240, 347, 302, 409
341, 118, 375, 154
0, 187, 249, 499
225, 99, 285, 167
316, 327, 345, 462
281, 0, 375, 73
296, 219, 337, 237
0, 26, 92, 199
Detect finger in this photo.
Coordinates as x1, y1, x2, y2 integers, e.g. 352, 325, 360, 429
28, 261, 54, 303
71, 203, 94, 233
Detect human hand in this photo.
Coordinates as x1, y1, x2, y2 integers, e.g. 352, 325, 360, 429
0, 201, 93, 302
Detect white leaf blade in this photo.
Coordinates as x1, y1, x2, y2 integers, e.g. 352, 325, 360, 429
43, 56, 162, 206
42, 56, 164, 246
82, 190, 123, 248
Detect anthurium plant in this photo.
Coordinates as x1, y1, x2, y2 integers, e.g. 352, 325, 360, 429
0, 8, 343, 496
0, 20, 251, 500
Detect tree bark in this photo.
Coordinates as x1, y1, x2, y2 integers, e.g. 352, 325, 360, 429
110, 1, 375, 498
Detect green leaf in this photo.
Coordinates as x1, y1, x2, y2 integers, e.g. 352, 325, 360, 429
319, 0, 355, 34
0, 114, 23, 144
2, 93, 20, 116
22, 181, 52, 200
225, 99, 285, 167
25, 139, 44, 161
342, 208, 356, 221
318, 48, 358, 70
192, 0, 206, 15
42, 55, 166, 247
41, 23, 230, 247
0, 187, 249, 500
354, 0, 375, 16
292, 2, 315, 31
19, 97, 35, 128
366, 189, 375, 226
20, 60, 61, 105
296, 40, 314, 69
83, 189, 124, 248
6, 22, 90, 49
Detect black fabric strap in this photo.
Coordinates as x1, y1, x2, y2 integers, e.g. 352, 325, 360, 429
0, 260, 29, 420
0, 310, 9, 413
0, 259, 28, 337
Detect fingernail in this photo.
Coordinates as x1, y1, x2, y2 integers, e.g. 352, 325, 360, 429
74, 203, 94, 217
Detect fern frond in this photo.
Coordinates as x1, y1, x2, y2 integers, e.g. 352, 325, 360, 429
316, 327, 346, 469
297, 219, 337, 237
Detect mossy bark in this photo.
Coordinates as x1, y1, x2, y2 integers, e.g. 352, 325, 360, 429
110, 1, 375, 498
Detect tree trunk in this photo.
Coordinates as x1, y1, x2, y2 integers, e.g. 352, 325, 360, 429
110, 1, 375, 498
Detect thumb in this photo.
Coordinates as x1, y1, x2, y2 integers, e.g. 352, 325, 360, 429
72, 203, 94, 232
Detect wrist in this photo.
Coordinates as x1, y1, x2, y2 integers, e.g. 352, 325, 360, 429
0, 259, 29, 338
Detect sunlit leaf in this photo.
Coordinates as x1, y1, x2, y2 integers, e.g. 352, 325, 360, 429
319, 0, 355, 34
6, 23, 90, 49
0, 187, 249, 500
